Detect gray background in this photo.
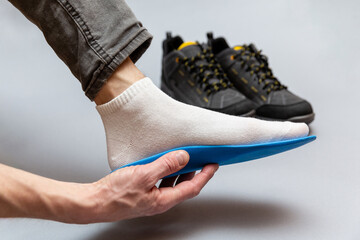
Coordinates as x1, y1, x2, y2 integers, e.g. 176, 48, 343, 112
0, 0, 360, 239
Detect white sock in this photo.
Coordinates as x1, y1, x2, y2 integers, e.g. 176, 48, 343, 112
96, 77, 309, 170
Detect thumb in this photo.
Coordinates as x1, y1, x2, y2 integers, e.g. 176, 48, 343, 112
142, 150, 189, 182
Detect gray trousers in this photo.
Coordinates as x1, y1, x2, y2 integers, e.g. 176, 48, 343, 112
9, 0, 153, 100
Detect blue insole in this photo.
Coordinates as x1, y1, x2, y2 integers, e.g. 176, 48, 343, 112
113, 135, 316, 178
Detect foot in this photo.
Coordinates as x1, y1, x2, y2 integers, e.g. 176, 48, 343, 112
96, 77, 309, 170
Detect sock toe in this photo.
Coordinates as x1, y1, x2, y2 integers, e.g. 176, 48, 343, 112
282, 122, 309, 140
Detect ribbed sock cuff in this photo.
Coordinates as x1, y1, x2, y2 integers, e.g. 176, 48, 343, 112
96, 77, 154, 116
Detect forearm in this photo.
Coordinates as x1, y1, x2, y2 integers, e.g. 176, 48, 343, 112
0, 150, 218, 224
0, 163, 96, 223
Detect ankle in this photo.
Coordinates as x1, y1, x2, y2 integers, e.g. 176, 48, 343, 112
95, 58, 145, 105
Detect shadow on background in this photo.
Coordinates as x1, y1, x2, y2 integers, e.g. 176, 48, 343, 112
89, 197, 298, 240
0, 152, 107, 183
308, 126, 316, 136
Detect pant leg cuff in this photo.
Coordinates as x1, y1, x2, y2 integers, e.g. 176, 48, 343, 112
85, 29, 153, 101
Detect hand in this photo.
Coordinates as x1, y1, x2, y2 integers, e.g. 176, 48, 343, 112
0, 150, 218, 224
86, 150, 218, 223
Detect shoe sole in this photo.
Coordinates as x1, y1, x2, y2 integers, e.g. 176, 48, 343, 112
255, 113, 315, 124
112, 135, 316, 178
161, 80, 256, 117
241, 109, 256, 117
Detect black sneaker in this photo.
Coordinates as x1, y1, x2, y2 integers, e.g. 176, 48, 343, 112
207, 32, 315, 124
161, 32, 255, 117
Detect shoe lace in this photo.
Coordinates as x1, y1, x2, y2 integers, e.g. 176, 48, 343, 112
179, 46, 233, 95
232, 44, 286, 94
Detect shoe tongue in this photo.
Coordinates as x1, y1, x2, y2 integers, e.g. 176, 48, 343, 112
217, 47, 237, 58
210, 37, 230, 54
177, 42, 202, 57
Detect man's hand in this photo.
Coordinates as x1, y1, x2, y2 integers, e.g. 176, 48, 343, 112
86, 150, 218, 223
0, 150, 218, 224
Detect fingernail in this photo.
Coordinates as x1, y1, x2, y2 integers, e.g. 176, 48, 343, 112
176, 151, 188, 165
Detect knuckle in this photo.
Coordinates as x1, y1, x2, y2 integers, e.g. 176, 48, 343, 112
191, 185, 201, 198
155, 196, 166, 209
136, 192, 159, 217
149, 200, 159, 214
132, 165, 145, 177
155, 202, 169, 214
148, 195, 167, 215
133, 166, 156, 185
162, 155, 178, 173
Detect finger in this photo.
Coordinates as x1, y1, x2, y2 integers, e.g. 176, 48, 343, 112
173, 164, 218, 201
142, 150, 189, 183
159, 175, 178, 188
175, 171, 196, 185
156, 164, 219, 212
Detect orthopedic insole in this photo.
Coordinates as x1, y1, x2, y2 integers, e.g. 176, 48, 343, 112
113, 135, 316, 177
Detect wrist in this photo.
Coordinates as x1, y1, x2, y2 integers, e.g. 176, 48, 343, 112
48, 182, 99, 224
0, 164, 100, 223
29, 180, 99, 224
